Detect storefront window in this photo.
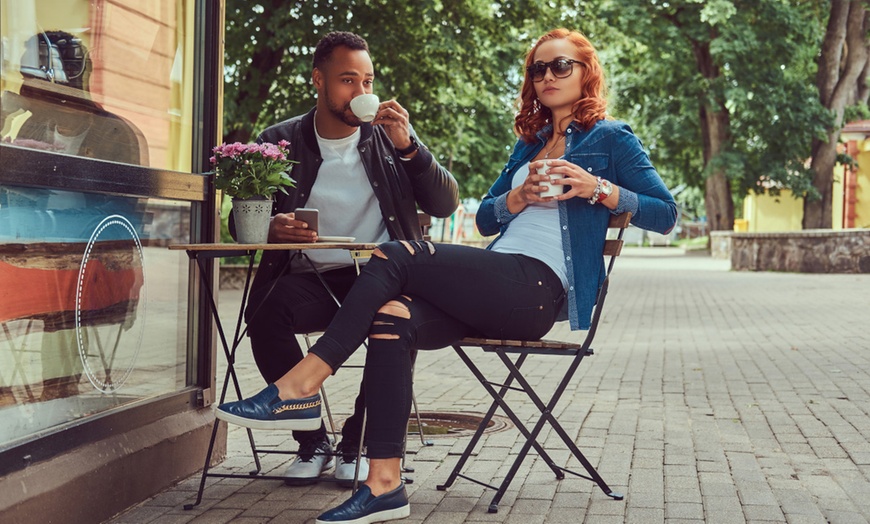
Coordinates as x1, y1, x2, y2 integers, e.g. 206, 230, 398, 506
0, 0, 196, 172
0, 186, 192, 444
0, 0, 204, 447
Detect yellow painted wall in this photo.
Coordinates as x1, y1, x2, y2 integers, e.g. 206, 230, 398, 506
832, 163, 844, 231
742, 136, 870, 232
854, 144, 870, 228
743, 189, 804, 232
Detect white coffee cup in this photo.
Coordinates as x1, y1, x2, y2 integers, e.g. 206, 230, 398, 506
350, 94, 380, 122
537, 162, 564, 198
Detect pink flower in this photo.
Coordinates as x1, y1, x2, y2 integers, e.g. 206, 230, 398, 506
210, 140, 297, 199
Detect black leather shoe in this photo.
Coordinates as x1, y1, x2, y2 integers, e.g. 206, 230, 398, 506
215, 384, 321, 430
316, 483, 410, 524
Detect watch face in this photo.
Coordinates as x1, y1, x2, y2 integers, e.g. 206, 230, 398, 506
598, 180, 613, 202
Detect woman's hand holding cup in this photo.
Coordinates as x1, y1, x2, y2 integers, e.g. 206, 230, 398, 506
506, 160, 554, 213
536, 160, 566, 198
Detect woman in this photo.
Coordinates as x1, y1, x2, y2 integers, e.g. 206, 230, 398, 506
217, 28, 677, 524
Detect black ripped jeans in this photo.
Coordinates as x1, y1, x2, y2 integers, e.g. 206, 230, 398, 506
308, 241, 565, 459
245, 265, 365, 447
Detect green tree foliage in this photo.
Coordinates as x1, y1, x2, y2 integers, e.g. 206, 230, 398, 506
598, 0, 830, 229
224, 0, 560, 200
225, 1, 850, 232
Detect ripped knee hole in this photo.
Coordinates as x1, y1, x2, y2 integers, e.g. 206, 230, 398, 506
377, 298, 411, 319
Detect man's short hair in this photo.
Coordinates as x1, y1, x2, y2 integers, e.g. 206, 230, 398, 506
312, 31, 369, 70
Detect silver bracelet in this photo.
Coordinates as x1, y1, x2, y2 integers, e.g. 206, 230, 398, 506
587, 176, 602, 205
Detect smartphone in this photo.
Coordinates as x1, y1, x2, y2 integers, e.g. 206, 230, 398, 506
293, 208, 319, 233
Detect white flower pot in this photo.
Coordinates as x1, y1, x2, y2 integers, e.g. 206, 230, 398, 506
232, 197, 272, 244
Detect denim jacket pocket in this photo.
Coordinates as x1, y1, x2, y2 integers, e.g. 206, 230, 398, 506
566, 153, 610, 180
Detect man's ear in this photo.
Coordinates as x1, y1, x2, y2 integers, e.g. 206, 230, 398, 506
312, 67, 323, 90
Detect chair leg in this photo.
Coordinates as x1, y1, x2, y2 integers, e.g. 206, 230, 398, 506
304, 333, 338, 439
352, 408, 367, 493
496, 349, 623, 500
400, 353, 432, 473
440, 344, 622, 513
409, 389, 433, 447
437, 347, 528, 492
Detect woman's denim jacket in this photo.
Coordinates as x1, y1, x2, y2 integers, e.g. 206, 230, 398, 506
477, 119, 678, 330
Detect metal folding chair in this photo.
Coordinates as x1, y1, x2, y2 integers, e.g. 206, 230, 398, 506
436, 212, 631, 513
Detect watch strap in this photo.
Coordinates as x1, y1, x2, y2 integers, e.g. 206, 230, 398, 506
396, 135, 419, 156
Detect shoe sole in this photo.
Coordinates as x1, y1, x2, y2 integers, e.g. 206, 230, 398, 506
214, 409, 321, 431
315, 503, 410, 524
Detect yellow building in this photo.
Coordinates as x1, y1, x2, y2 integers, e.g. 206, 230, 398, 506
741, 120, 870, 232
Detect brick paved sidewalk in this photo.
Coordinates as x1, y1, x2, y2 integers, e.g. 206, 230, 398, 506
108, 248, 870, 524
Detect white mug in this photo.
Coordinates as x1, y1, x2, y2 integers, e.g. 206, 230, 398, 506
537, 162, 564, 198
350, 94, 380, 122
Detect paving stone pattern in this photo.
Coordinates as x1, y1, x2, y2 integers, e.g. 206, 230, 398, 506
107, 248, 870, 524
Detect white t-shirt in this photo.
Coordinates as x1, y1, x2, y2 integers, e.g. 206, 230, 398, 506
300, 124, 389, 271
490, 160, 569, 288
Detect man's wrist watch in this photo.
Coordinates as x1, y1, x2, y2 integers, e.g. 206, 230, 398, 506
396, 135, 419, 156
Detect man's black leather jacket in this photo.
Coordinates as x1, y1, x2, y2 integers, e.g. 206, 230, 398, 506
243, 107, 459, 289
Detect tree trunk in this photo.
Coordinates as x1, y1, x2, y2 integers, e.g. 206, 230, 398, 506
804, 0, 870, 229
700, 105, 734, 232
692, 38, 734, 232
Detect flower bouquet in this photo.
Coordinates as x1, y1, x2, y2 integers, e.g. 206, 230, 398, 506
210, 141, 297, 243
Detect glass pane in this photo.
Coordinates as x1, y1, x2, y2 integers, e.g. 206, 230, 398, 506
0, 184, 191, 444
0, 0, 196, 172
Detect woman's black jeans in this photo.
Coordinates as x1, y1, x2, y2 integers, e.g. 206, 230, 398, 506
308, 240, 565, 459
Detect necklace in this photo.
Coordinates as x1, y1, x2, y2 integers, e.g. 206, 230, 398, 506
544, 133, 566, 159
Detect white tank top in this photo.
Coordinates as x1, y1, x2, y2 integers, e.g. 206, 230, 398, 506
490, 160, 569, 288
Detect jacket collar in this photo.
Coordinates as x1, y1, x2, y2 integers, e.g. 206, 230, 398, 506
535, 120, 586, 143
301, 106, 374, 155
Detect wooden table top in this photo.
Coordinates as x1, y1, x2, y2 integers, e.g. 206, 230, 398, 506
169, 242, 378, 251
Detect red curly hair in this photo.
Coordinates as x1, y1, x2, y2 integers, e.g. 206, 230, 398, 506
514, 28, 608, 142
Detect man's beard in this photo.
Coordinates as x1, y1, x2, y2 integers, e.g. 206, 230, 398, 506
323, 84, 363, 127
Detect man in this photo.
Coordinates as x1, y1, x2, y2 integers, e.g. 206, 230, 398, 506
235, 31, 459, 486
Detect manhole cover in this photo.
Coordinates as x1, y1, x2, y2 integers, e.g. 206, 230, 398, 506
407, 411, 511, 438
337, 411, 512, 438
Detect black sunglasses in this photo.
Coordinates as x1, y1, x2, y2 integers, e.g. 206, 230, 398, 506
527, 58, 581, 82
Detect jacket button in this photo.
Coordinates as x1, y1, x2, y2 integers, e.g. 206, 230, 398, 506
389, 216, 395, 221
361, 147, 366, 152
373, 182, 379, 187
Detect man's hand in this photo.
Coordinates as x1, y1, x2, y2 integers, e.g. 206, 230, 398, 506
268, 212, 317, 243
372, 99, 415, 156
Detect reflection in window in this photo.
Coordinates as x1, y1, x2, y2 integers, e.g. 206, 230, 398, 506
0, 0, 196, 172
0, 185, 192, 443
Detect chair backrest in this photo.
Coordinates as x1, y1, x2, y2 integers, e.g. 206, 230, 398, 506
417, 211, 432, 241
581, 212, 631, 347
